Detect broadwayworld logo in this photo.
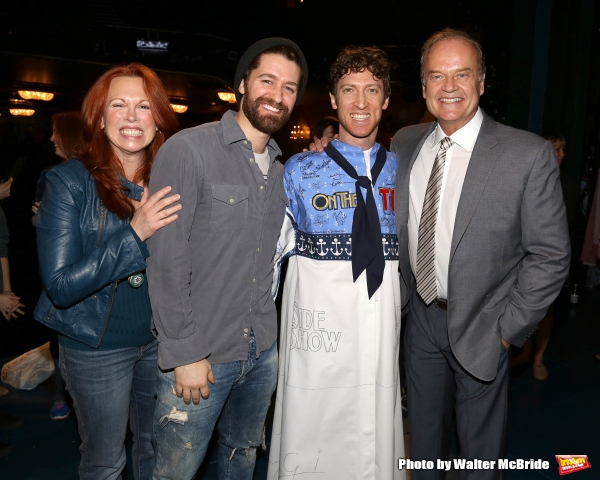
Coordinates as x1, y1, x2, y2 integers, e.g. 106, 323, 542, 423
555, 455, 591, 475
398, 459, 550, 471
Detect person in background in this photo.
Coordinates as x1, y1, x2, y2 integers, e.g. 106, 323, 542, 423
0, 179, 25, 457
31, 111, 83, 420
312, 115, 339, 143
580, 165, 600, 359
31, 112, 82, 225
0, 179, 25, 321
34, 63, 180, 480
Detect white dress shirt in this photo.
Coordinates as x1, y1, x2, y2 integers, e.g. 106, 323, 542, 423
408, 108, 483, 299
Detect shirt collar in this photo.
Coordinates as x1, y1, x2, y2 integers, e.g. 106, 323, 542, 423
120, 176, 144, 201
432, 107, 483, 152
331, 139, 382, 158
220, 110, 282, 157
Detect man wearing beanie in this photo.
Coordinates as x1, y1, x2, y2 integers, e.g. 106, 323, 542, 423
268, 46, 405, 480
148, 37, 307, 479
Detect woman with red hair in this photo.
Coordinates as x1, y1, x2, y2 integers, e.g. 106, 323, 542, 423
34, 63, 180, 479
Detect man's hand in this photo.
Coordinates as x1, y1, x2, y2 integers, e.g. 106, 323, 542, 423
501, 338, 510, 350
174, 358, 215, 405
303, 135, 330, 153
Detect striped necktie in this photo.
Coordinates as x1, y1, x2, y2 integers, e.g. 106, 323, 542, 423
416, 136, 453, 305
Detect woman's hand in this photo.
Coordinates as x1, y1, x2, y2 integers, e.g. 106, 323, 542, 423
130, 186, 181, 242
0, 177, 12, 200
31, 201, 41, 227
0, 292, 24, 320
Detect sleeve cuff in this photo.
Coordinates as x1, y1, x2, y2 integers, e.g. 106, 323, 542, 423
156, 331, 211, 370
127, 224, 150, 258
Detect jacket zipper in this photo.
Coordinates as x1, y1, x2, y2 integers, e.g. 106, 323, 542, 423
96, 203, 106, 248
96, 281, 118, 347
45, 305, 55, 322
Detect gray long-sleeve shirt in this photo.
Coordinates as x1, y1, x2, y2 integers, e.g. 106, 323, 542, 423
147, 110, 287, 370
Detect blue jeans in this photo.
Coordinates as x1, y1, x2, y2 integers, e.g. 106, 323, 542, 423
152, 336, 278, 480
60, 341, 158, 480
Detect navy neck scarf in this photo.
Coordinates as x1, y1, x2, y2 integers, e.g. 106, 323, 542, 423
324, 143, 387, 298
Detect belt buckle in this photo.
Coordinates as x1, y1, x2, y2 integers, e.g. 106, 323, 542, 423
434, 298, 447, 310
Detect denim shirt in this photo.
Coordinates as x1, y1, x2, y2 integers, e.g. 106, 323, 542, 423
34, 159, 149, 348
147, 110, 287, 369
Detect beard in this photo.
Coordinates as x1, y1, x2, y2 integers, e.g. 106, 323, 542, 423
242, 94, 291, 134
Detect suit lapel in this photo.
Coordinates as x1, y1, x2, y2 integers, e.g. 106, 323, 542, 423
450, 113, 499, 261
408, 123, 435, 170
397, 122, 436, 224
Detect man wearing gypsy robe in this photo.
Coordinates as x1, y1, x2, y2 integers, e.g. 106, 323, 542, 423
268, 46, 406, 480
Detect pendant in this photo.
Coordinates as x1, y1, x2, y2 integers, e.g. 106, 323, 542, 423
128, 273, 145, 288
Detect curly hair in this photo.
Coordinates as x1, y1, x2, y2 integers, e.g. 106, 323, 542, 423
329, 46, 391, 99
420, 28, 486, 85
77, 63, 179, 219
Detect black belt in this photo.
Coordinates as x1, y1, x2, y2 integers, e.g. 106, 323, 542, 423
433, 298, 447, 310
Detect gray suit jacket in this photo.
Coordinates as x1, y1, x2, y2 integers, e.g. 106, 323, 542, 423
391, 111, 570, 381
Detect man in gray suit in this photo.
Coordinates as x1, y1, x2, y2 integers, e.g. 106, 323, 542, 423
391, 29, 569, 479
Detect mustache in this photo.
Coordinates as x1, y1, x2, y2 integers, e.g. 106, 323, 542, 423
256, 96, 288, 114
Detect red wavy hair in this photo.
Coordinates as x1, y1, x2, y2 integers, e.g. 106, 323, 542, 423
52, 111, 83, 160
78, 63, 179, 219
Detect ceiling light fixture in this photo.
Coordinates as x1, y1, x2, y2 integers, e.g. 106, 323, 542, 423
10, 109, 35, 116
290, 123, 310, 142
18, 91, 54, 101
170, 104, 188, 113
217, 92, 236, 103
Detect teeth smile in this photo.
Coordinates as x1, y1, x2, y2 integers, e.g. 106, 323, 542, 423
351, 114, 370, 120
440, 98, 462, 103
263, 104, 280, 112
120, 129, 143, 136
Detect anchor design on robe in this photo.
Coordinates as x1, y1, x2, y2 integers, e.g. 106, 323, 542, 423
390, 237, 399, 256
344, 238, 352, 256
297, 234, 307, 252
316, 238, 329, 256
307, 237, 315, 255
382, 237, 390, 256
331, 238, 342, 256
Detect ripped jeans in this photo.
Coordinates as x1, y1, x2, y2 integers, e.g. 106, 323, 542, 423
152, 335, 277, 480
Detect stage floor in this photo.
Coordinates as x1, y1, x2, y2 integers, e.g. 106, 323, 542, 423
1, 288, 598, 480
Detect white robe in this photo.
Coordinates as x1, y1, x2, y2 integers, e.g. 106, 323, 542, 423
268, 142, 405, 480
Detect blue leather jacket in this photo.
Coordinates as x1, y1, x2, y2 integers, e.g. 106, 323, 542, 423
34, 159, 148, 348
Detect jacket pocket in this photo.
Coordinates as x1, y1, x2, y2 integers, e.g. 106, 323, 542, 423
210, 184, 249, 233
